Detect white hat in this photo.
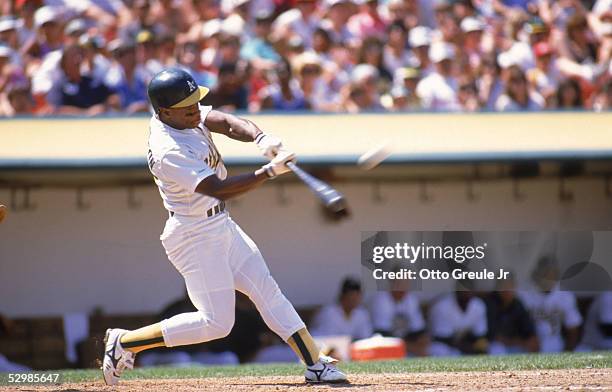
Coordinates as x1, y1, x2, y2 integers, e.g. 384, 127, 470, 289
460, 17, 485, 33
34, 6, 61, 28
201, 19, 222, 38
409, 26, 432, 48
0, 16, 20, 33
429, 42, 455, 63
220, 14, 244, 36
351, 64, 379, 84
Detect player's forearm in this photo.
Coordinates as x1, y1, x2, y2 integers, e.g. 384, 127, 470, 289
195, 170, 269, 200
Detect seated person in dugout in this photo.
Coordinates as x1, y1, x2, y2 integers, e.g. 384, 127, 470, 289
311, 277, 373, 341
578, 291, 612, 352
368, 278, 429, 356
518, 256, 582, 353
485, 272, 539, 354
428, 279, 489, 356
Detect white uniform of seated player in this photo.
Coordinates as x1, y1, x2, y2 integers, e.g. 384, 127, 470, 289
519, 256, 582, 353
311, 277, 373, 341
368, 278, 428, 356
578, 291, 612, 351
428, 287, 488, 357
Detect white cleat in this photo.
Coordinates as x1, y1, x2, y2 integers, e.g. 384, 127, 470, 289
305, 360, 348, 384
101, 328, 135, 386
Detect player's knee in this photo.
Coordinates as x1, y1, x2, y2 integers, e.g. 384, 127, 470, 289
207, 310, 234, 339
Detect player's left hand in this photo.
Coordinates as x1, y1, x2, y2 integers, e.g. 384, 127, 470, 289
255, 133, 283, 160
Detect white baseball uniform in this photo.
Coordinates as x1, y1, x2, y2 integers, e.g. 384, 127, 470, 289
368, 292, 426, 338
518, 286, 582, 353
147, 104, 305, 347
428, 294, 488, 356
579, 291, 612, 351
311, 304, 373, 341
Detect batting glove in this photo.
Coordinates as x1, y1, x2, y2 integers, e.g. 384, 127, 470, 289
255, 133, 283, 160
261, 150, 296, 178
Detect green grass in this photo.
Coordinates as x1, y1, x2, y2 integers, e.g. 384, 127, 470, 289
40, 351, 612, 383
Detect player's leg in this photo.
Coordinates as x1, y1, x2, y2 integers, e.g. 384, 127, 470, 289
103, 222, 236, 385
228, 219, 347, 383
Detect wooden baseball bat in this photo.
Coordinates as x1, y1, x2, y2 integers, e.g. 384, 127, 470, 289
286, 162, 348, 214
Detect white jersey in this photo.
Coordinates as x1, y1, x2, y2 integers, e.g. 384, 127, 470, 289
147, 105, 227, 216
580, 292, 612, 350
518, 287, 582, 352
311, 304, 373, 341
429, 294, 487, 339
368, 292, 425, 337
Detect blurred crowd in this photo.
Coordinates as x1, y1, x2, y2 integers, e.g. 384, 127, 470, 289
0, 0, 610, 117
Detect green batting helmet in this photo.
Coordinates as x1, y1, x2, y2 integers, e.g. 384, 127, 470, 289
147, 68, 209, 113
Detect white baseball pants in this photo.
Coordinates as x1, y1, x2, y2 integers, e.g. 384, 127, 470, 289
158, 213, 305, 347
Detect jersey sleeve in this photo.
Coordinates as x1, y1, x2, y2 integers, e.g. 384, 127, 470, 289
199, 105, 213, 123
160, 148, 215, 194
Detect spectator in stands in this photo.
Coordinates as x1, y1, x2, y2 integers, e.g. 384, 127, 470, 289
526, 41, 560, 107
485, 272, 539, 355
343, 63, 382, 112
0, 0, 607, 116
183, 0, 221, 42
416, 41, 460, 111
319, 0, 354, 46
50, 44, 118, 116
428, 279, 489, 356
105, 39, 150, 114
347, 0, 386, 40
457, 78, 481, 112
311, 277, 373, 340
0, 16, 23, 58
382, 22, 410, 74
477, 55, 504, 111
554, 78, 584, 110
258, 57, 309, 111
495, 65, 544, 111
578, 291, 612, 351
135, 30, 164, 79
177, 41, 217, 89
0, 81, 34, 117
241, 10, 281, 68
148, 0, 191, 36
460, 16, 486, 76
358, 36, 392, 83
408, 26, 433, 76
368, 278, 429, 356
557, 13, 604, 83
202, 62, 249, 111
274, 0, 320, 48
25, 6, 64, 60
519, 256, 583, 352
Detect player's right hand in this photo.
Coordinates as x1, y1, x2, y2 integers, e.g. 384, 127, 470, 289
261, 150, 296, 178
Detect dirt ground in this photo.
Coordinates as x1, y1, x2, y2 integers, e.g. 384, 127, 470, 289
3, 368, 611, 392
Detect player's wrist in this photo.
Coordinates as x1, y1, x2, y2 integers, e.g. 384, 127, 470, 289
255, 166, 273, 179
254, 132, 265, 144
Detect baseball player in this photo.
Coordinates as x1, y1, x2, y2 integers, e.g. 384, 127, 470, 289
101, 68, 347, 385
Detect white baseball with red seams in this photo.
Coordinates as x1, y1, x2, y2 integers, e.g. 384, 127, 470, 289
147, 105, 305, 347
